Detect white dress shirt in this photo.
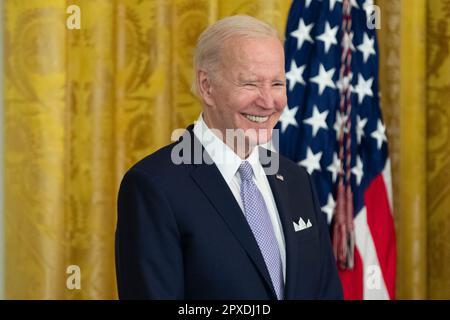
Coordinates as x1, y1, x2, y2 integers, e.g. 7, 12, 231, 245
193, 114, 286, 282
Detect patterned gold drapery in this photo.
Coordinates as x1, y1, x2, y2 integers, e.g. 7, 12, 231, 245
378, 0, 450, 299
3, 0, 292, 299
425, 0, 450, 300
3, 0, 450, 299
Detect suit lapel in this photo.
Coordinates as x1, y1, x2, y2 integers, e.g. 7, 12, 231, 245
262, 149, 299, 300
185, 128, 277, 299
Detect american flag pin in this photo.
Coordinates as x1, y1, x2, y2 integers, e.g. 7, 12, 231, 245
276, 174, 284, 181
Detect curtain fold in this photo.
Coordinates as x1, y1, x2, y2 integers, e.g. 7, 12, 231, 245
379, 0, 429, 300
4, 0, 68, 299
399, 0, 428, 299
426, 0, 450, 300
64, 0, 118, 299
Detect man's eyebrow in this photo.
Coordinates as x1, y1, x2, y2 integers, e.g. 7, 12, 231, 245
236, 74, 286, 83
236, 78, 260, 86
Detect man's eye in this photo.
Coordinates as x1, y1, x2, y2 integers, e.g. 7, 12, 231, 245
244, 83, 257, 87
273, 83, 285, 87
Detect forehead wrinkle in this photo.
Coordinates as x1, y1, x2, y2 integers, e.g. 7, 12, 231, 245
219, 36, 285, 82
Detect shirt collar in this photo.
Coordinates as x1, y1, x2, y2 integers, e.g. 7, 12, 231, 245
193, 113, 264, 183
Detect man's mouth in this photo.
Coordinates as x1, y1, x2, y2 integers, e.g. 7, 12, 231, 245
242, 113, 270, 123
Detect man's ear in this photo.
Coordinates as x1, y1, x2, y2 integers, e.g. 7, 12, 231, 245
197, 69, 215, 106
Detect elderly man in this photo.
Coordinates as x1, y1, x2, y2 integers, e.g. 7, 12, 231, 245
115, 15, 343, 300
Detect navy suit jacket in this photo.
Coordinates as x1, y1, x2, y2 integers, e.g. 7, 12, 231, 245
115, 125, 343, 299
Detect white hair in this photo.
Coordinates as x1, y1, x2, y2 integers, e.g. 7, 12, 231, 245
192, 15, 280, 95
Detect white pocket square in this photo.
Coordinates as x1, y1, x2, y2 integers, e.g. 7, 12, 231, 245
293, 217, 312, 232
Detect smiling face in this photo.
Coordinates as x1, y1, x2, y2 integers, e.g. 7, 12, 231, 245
198, 35, 287, 153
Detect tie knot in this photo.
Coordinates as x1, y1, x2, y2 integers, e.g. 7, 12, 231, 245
238, 161, 254, 181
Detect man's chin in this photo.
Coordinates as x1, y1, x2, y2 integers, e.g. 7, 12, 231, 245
245, 129, 272, 146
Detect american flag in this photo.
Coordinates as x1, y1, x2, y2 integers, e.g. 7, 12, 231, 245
277, 0, 396, 299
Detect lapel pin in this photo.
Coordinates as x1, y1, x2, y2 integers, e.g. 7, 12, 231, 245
276, 174, 284, 181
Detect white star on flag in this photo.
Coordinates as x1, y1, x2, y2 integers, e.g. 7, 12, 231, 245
343, 31, 356, 52
357, 33, 376, 63
290, 19, 314, 50
336, 72, 353, 92
351, 156, 364, 185
278, 105, 299, 133
327, 153, 341, 183
333, 111, 348, 138
350, 0, 360, 8
303, 106, 329, 137
353, 73, 374, 104
316, 22, 338, 53
371, 120, 387, 149
321, 193, 336, 224
286, 60, 306, 91
299, 147, 323, 174
356, 116, 368, 144
310, 64, 336, 95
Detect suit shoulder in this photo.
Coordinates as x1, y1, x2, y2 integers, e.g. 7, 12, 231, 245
124, 140, 188, 181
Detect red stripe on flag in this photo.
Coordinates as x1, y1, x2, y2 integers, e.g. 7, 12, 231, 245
364, 174, 397, 299
338, 247, 363, 300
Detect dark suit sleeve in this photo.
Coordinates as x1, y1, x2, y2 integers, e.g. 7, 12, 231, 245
307, 173, 344, 299
115, 168, 184, 299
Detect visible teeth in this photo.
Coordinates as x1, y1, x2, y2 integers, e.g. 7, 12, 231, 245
244, 114, 269, 123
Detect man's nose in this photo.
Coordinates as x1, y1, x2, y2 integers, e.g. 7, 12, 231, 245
257, 86, 275, 109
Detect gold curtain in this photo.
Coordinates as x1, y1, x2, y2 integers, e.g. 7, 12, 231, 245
426, 0, 450, 300
3, 0, 292, 299
378, 0, 450, 299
